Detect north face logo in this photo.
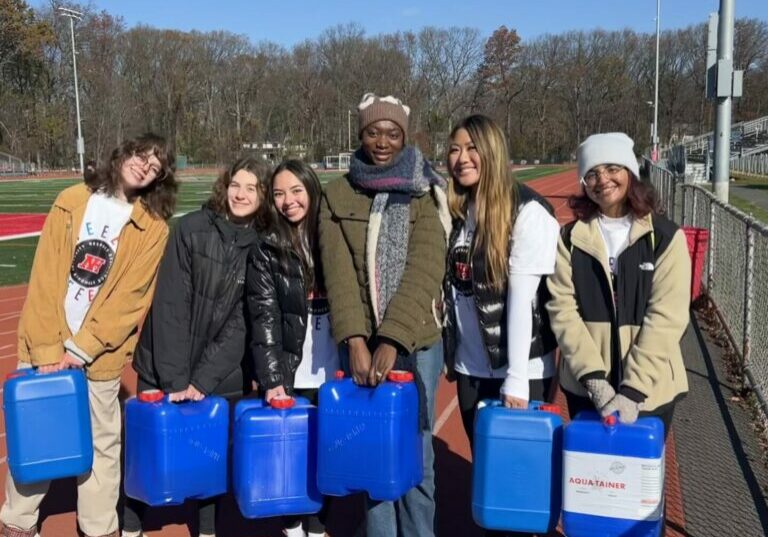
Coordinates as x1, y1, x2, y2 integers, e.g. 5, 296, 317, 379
77, 254, 107, 275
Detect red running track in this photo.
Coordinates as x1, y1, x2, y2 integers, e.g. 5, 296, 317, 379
0, 214, 47, 239
0, 169, 686, 536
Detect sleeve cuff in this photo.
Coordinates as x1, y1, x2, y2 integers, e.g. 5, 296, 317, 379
578, 371, 607, 384
69, 330, 105, 362
63, 338, 93, 364
500, 374, 529, 401
377, 336, 409, 356
620, 385, 647, 403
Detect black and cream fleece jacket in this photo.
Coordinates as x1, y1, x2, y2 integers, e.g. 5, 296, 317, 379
546, 212, 690, 412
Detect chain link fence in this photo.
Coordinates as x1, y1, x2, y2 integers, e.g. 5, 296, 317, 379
647, 160, 768, 420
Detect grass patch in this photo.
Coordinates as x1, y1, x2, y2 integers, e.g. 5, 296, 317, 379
514, 165, 571, 182
727, 194, 768, 224
0, 237, 39, 287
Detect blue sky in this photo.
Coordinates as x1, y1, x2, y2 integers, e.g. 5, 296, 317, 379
35, 0, 768, 47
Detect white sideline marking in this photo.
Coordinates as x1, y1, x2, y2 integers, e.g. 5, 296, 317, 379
433, 395, 458, 435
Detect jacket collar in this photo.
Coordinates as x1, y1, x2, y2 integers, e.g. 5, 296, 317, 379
54, 183, 158, 231
204, 204, 258, 247
570, 212, 654, 263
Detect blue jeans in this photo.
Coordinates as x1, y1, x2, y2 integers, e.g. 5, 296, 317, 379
340, 341, 442, 537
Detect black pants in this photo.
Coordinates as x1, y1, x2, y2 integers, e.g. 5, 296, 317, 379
283, 387, 331, 534
123, 496, 217, 534
563, 390, 676, 440
456, 372, 553, 448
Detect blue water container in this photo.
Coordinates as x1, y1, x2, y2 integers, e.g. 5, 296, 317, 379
472, 400, 563, 533
233, 396, 322, 518
3, 368, 93, 484
563, 412, 665, 537
317, 370, 422, 501
124, 391, 229, 506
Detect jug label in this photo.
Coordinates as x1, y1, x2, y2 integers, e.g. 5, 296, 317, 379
563, 449, 664, 521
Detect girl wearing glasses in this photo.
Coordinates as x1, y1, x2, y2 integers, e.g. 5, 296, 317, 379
547, 132, 690, 435
4, 134, 177, 537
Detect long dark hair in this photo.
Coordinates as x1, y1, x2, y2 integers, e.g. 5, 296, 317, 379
569, 172, 660, 221
86, 133, 178, 220
208, 156, 272, 230
268, 159, 324, 290
447, 114, 518, 290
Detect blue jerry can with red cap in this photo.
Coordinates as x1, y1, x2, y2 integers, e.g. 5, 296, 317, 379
3, 368, 93, 484
124, 390, 229, 506
233, 395, 322, 518
472, 400, 563, 533
317, 370, 422, 501
562, 411, 665, 537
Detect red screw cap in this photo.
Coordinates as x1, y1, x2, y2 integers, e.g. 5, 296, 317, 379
137, 390, 164, 403
539, 404, 561, 415
334, 370, 345, 379
270, 396, 296, 409
387, 370, 414, 383
603, 414, 618, 426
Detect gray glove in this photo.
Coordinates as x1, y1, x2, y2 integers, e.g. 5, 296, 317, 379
583, 378, 616, 411
601, 394, 641, 424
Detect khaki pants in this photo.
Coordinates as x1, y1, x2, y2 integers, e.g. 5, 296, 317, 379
1, 365, 121, 537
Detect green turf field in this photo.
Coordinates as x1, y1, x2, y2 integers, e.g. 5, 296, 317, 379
0, 167, 567, 286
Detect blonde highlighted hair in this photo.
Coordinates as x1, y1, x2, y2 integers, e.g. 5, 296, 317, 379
447, 114, 519, 290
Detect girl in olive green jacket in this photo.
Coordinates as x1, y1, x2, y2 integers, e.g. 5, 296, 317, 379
319, 93, 449, 537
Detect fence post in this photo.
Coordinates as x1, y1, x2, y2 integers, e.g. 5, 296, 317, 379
743, 224, 754, 382
681, 185, 688, 226
670, 173, 677, 222
707, 199, 716, 295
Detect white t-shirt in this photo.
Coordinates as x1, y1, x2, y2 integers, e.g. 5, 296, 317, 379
597, 214, 633, 275
64, 192, 133, 336
450, 200, 560, 384
293, 288, 340, 389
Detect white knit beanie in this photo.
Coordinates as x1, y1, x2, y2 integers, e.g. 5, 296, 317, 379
577, 132, 640, 181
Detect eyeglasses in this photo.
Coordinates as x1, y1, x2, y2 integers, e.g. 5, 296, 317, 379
581, 165, 626, 186
133, 152, 162, 178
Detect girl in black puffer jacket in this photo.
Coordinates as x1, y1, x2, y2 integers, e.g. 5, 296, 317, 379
246, 159, 338, 537
125, 157, 272, 537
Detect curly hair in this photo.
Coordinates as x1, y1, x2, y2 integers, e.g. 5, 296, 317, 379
86, 133, 178, 220
208, 156, 272, 230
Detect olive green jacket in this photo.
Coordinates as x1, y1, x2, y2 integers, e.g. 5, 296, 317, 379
319, 177, 449, 353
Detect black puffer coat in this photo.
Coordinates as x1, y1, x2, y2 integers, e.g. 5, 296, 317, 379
133, 205, 258, 398
246, 233, 308, 393
443, 184, 558, 378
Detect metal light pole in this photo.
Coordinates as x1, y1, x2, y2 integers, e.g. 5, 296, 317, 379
713, 0, 736, 203
652, 0, 661, 161
58, 7, 85, 174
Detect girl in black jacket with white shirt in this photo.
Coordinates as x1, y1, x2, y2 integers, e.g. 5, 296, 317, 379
124, 157, 271, 537
443, 115, 560, 442
246, 159, 338, 537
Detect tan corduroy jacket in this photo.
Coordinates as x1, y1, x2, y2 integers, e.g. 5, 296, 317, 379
17, 183, 169, 381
